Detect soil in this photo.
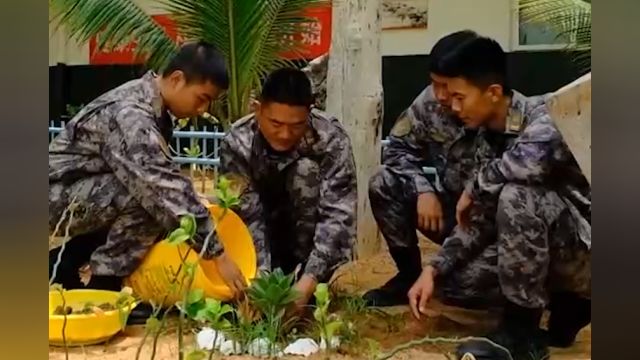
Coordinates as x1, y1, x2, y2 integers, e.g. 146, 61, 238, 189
53, 302, 117, 316
48, 237, 592, 360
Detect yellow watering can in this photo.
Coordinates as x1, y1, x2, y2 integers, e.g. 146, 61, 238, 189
124, 204, 256, 307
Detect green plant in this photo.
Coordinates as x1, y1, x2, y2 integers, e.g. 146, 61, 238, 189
247, 268, 300, 354
519, 0, 591, 72
139, 175, 238, 360
49, 0, 330, 127
64, 103, 84, 118
183, 290, 234, 359
228, 295, 261, 353
50, 283, 69, 360
313, 283, 343, 352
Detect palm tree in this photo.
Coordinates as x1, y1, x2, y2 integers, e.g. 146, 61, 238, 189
49, 0, 330, 128
519, 0, 591, 73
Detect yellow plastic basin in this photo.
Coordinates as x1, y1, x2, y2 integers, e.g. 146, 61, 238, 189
124, 204, 256, 307
49, 289, 137, 346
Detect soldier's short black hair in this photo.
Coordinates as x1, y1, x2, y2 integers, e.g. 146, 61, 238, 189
429, 30, 479, 75
162, 40, 229, 90
260, 68, 314, 107
433, 34, 510, 92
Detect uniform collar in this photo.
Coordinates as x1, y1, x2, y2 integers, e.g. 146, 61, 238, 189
504, 90, 528, 135
141, 70, 165, 119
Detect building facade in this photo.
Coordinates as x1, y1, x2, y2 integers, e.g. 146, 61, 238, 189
49, 0, 586, 135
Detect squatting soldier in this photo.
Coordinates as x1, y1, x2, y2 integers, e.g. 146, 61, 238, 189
48, 42, 247, 321
363, 30, 483, 307
218, 68, 357, 310
405, 35, 592, 360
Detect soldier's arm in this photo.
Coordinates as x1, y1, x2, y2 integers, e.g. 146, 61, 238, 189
102, 106, 223, 258
429, 208, 496, 276
384, 91, 436, 194
434, 137, 500, 275
304, 130, 357, 281
470, 115, 562, 199
218, 135, 270, 272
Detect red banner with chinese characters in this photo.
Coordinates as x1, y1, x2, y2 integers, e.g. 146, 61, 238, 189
89, 14, 180, 65
88, 6, 332, 65
280, 5, 332, 60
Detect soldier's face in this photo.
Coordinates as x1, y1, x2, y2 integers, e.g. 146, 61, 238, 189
447, 77, 503, 129
430, 73, 452, 108
255, 101, 309, 152
164, 71, 222, 118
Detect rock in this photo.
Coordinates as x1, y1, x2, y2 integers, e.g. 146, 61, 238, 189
219, 340, 242, 356
247, 337, 282, 357
196, 328, 226, 350
319, 336, 341, 350
283, 338, 320, 356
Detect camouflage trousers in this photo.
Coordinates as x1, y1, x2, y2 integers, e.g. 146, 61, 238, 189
49, 174, 164, 277
368, 165, 459, 249
435, 183, 591, 309
369, 165, 591, 309
257, 158, 331, 282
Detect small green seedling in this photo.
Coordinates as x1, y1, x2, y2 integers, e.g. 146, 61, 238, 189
247, 268, 300, 354
313, 283, 343, 351
183, 292, 233, 359
215, 176, 240, 209
185, 349, 207, 360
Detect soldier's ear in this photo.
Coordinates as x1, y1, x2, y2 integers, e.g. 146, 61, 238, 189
487, 84, 504, 102
252, 100, 262, 113
166, 70, 185, 87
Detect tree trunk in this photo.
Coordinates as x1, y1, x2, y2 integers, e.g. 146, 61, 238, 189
326, 0, 383, 259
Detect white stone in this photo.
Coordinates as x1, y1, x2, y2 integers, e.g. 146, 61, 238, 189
247, 337, 281, 357
219, 339, 242, 356
283, 338, 320, 356
196, 327, 226, 350
319, 336, 341, 350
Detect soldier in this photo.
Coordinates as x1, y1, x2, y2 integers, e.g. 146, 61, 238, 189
406, 36, 591, 359
48, 41, 248, 317
363, 30, 483, 307
218, 67, 357, 310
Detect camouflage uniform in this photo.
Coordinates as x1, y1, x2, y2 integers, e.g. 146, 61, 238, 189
49, 71, 220, 277
218, 109, 357, 283
430, 91, 592, 309
369, 85, 480, 249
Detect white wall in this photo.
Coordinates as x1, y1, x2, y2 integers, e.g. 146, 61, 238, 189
50, 0, 519, 63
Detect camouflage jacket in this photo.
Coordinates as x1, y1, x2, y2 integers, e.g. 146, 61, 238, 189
49, 71, 222, 257
384, 85, 479, 196
431, 90, 592, 277
470, 90, 591, 245
218, 108, 357, 281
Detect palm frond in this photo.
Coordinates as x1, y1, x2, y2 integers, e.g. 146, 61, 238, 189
49, 0, 178, 70
519, 0, 591, 44
163, 0, 329, 122
519, 0, 591, 72
50, 0, 329, 124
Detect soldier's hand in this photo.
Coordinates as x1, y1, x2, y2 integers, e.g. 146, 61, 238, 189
214, 252, 247, 298
408, 265, 436, 320
456, 190, 473, 229
416, 192, 444, 234
287, 274, 317, 318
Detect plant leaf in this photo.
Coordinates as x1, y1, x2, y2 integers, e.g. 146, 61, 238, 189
185, 349, 207, 360
187, 289, 205, 304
